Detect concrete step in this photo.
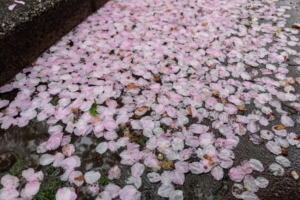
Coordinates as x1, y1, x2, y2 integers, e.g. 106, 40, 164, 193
0, 0, 110, 86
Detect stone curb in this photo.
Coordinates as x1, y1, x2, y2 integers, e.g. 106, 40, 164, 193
0, 0, 110, 86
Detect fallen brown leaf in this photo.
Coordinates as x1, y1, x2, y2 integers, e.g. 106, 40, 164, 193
294, 136, 300, 140
187, 106, 193, 115
127, 83, 138, 90
136, 106, 148, 112
158, 159, 174, 170
236, 105, 247, 111
212, 90, 219, 97
274, 124, 286, 130
221, 98, 227, 105
281, 147, 288, 156
292, 23, 300, 29
153, 75, 161, 82
124, 130, 131, 138
74, 175, 84, 182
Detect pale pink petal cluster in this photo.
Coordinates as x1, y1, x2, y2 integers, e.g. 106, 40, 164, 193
84, 171, 101, 185
21, 168, 44, 199
56, 187, 77, 200
0, 174, 19, 200
8, 0, 25, 11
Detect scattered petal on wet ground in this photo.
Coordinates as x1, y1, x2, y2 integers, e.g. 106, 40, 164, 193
1, 0, 300, 199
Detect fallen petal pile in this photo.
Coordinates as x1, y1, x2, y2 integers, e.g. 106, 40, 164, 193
1, 0, 300, 199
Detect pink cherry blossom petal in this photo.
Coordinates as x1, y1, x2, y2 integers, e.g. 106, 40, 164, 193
211, 166, 224, 181
108, 165, 121, 180
84, 171, 101, 185
281, 115, 295, 127
15, 0, 25, 4
249, 159, 264, 172
169, 190, 183, 200
8, 4, 17, 10
275, 156, 291, 167
96, 142, 108, 154
241, 191, 259, 200
266, 141, 282, 155
0, 100, 9, 109
189, 124, 209, 134
254, 177, 269, 188
39, 154, 55, 165
96, 191, 111, 200
1, 174, 19, 189
243, 175, 259, 193
105, 184, 121, 198
131, 162, 145, 178
171, 170, 185, 185
119, 185, 141, 200
147, 172, 161, 183
229, 166, 246, 182
189, 162, 204, 174
126, 176, 142, 188
158, 184, 174, 198
21, 181, 41, 199
69, 171, 84, 187
260, 130, 274, 140
56, 187, 77, 200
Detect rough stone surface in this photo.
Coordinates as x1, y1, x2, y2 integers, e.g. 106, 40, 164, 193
0, 0, 110, 86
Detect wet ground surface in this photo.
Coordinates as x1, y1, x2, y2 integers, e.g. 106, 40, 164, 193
0, 94, 299, 200
0, 105, 299, 200
0, 119, 228, 200
1, 0, 300, 200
